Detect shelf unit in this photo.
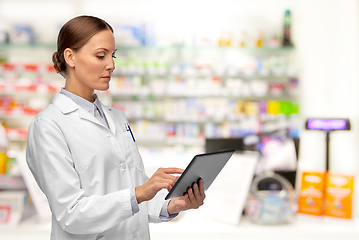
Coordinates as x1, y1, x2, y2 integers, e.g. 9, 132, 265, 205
0, 44, 300, 152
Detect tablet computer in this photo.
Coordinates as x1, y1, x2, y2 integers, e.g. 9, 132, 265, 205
165, 149, 235, 200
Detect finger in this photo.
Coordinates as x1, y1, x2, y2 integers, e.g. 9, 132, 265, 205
153, 170, 179, 182
160, 168, 184, 174
162, 179, 177, 190
153, 179, 175, 191
187, 187, 199, 208
198, 178, 205, 199
192, 183, 201, 200
158, 172, 178, 182
193, 183, 204, 206
156, 168, 183, 182
183, 193, 191, 205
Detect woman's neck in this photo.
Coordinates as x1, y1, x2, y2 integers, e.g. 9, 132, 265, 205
64, 80, 95, 102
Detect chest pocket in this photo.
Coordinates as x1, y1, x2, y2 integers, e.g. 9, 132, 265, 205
122, 130, 143, 172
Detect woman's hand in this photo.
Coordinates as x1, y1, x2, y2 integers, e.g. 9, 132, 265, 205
167, 178, 206, 215
135, 168, 183, 204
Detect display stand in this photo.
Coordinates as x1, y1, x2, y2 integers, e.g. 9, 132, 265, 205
305, 118, 350, 171
303, 118, 354, 220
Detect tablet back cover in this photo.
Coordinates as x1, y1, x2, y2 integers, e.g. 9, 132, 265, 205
165, 149, 235, 200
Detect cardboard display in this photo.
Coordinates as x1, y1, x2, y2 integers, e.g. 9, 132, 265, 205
324, 173, 354, 220
298, 172, 325, 216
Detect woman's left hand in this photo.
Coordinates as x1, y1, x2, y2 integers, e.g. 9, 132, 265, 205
167, 178, 206, 215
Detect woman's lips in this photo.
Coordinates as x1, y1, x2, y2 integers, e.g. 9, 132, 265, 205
101, 76, 111, 80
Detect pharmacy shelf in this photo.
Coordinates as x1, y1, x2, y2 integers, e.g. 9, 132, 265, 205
0, 113, 39, 119
110, 92, 297, 100
135, 136, 205, 147
0, 175, 27, 190
0, 90, 297, 102
0, 43, 56, 49
0, 43, 294, 52
0, 43, 299, 149
114, 73, 293, 78
116, 45, 295, 53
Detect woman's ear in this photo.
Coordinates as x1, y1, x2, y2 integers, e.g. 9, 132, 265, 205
64, 48, 75, 68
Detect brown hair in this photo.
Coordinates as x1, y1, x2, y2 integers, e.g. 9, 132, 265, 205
52, 15, 113, 77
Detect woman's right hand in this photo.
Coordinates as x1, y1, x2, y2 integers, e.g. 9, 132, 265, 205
135, 168, 183, 203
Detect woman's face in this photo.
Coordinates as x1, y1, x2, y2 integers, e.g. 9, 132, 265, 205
71, 29, 116, 92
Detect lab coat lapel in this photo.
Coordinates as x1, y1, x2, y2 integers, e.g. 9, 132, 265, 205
102, 105, 116, 135
77, 108, 106, 129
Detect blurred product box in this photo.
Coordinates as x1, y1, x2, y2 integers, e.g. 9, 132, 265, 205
298, 172, 354, 220
324, 173, 354, 220
0, 152, 7, 174
298, 172, 325, 216
0, 191, 27, 225
11, 25, 36, 44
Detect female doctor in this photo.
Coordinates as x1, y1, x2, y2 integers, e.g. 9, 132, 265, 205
26, 15, 205, 240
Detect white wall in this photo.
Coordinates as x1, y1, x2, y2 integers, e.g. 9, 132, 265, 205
293, 0, 359, 216
1, 0, 359, 215
296, 0, 359, 171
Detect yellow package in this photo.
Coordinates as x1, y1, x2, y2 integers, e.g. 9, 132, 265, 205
267, 100, 280, 115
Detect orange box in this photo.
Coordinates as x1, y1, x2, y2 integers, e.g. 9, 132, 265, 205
324, 173, 354, 219
298, 172, 325, 216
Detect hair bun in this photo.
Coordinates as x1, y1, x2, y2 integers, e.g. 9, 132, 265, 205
52, 52, 66, 75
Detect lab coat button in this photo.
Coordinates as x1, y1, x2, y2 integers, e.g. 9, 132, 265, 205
120, 163, 126, 170
133, 231, 139, 238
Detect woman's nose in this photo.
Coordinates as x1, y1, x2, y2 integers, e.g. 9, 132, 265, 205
107, 58, 115, 72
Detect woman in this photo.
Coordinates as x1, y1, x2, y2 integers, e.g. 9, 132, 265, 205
26, 15, 205, 240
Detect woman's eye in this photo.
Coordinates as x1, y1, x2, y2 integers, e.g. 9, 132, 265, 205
97, 56, 105, 59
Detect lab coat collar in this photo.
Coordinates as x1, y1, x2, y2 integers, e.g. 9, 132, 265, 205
52, 93, 79, 114
52, 93, 116, 134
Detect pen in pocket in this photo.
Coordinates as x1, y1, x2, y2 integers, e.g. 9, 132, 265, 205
125, 123, 135, 142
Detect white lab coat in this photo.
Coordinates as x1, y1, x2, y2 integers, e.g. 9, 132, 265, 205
26, 93, 167, 240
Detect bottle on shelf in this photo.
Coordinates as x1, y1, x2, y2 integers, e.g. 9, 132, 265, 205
283, 10, 293, 47
256, 31, 265, 48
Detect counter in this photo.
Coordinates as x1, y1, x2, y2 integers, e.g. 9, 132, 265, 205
1, 210, 359, 240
